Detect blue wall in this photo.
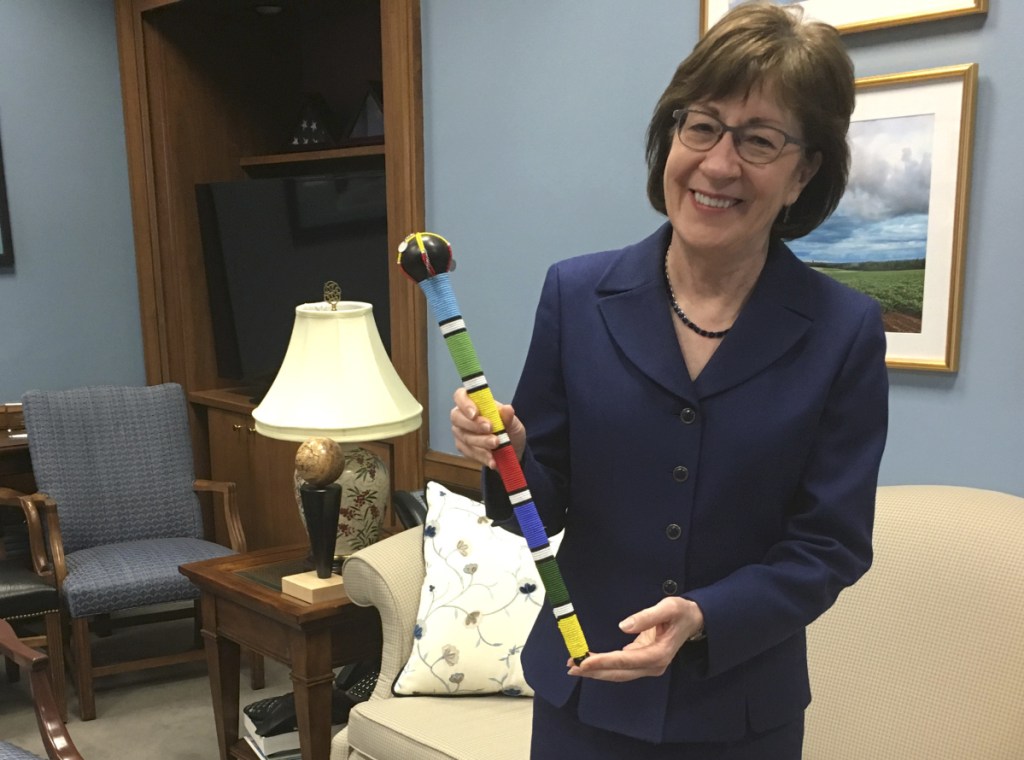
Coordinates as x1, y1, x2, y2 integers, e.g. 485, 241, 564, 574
420, 1, 1024, 497
0, 0, 144, 402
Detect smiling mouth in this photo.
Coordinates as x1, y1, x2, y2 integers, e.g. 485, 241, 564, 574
692, 190, 739, 209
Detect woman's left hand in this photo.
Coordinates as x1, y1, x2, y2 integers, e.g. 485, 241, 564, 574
566, 597, 704, 682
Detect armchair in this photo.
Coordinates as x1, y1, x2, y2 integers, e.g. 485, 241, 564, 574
0, 619, 82, 760
331, 525, 533, 760
0, 488, 66, 722
20, 383, 260, 720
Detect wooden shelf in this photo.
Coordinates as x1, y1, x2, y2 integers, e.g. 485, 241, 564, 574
240, 143, 385, 169
116, 0, 426, 499
188, 387, 261, 415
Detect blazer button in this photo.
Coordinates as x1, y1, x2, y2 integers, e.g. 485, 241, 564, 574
679, 407, 697, 424
662, 579, 678, 595
672, 465, 689, 482
665, 523, 682, 540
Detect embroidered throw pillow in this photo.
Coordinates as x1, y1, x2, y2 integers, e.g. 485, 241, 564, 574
393, 481, 560, 697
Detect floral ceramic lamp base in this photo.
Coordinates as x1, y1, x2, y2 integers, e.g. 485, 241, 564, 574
295, 443, 389, 571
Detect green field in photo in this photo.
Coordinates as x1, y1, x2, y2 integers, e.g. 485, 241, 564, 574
813, 266, 924, 318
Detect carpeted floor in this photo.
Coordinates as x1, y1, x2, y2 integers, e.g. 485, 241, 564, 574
0, 614, 294, 758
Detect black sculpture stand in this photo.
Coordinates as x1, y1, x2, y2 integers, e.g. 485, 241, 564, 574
281, 483, 346, 603
299, 482, 342, 579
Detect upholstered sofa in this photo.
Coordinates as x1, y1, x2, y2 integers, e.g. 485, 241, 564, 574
331, 485, 1024, 760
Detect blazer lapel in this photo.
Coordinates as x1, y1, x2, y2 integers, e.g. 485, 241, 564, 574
596, 224, 696, 402
694, 241, 816, 400
594, 229, 817, 404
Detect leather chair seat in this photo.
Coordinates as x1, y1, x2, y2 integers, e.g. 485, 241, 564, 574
0, 558, 59, 620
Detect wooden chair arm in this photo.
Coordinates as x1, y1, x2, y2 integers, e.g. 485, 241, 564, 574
193, 479, 247, 553
0, 487, 53, 578
0, 619, 84, 760
29, 494, 68, 589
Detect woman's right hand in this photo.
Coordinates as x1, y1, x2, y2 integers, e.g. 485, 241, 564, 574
450, 387, 526, 469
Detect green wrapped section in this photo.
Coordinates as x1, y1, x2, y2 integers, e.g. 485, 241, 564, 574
445, 331, 483, 378
536, 558, 569, 605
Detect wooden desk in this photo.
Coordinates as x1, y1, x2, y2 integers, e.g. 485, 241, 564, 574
0, 431, 35, 494
180, 546, 382, 760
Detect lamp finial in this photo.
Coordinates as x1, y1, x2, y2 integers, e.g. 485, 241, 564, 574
324, 280, 342, 311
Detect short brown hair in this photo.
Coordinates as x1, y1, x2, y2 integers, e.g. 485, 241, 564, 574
645, 1, 854, 240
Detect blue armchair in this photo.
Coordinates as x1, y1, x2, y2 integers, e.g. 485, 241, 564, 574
20, 383, 256, 720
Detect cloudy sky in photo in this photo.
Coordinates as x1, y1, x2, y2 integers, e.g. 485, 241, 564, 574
789, 113, 935, 264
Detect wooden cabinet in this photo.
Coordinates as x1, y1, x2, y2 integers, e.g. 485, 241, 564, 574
190, 389, 305, 549
115, 0, 428, 508
206, 404, 305, 550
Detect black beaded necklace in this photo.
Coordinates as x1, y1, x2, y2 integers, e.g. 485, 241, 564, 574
664, 249, 731, 340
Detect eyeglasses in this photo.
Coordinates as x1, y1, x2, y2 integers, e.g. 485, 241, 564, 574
671, 108, 807, 165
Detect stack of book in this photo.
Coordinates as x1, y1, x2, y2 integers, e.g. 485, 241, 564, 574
242, 735, 300, 760
242, 695, 344, 760
242, 710, 299, 760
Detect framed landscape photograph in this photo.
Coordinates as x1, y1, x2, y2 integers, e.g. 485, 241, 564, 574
786, 64, 978, 372
0, 121, 12, 272
701, 0, 988, 35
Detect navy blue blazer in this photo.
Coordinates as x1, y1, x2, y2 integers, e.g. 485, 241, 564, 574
484, 222, 888, 743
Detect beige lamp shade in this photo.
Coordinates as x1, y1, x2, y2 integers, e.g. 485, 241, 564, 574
252, 301, 422, 442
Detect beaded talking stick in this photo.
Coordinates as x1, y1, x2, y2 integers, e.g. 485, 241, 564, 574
397, 231, 590, 665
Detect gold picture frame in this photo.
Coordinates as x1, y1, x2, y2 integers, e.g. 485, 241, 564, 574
700, 0, 987, 36
786, 64, 978, 372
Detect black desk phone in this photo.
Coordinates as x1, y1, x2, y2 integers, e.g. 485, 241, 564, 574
244, 659, 380, 737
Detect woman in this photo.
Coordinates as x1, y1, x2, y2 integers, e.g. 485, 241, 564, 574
452, 3, 888, 758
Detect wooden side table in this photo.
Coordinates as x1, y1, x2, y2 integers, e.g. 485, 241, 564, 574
181, 545, 382, 760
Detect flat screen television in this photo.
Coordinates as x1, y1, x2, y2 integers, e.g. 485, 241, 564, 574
196, 168, 390, 400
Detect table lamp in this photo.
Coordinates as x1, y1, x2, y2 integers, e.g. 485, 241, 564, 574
252, 283, 422, 603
